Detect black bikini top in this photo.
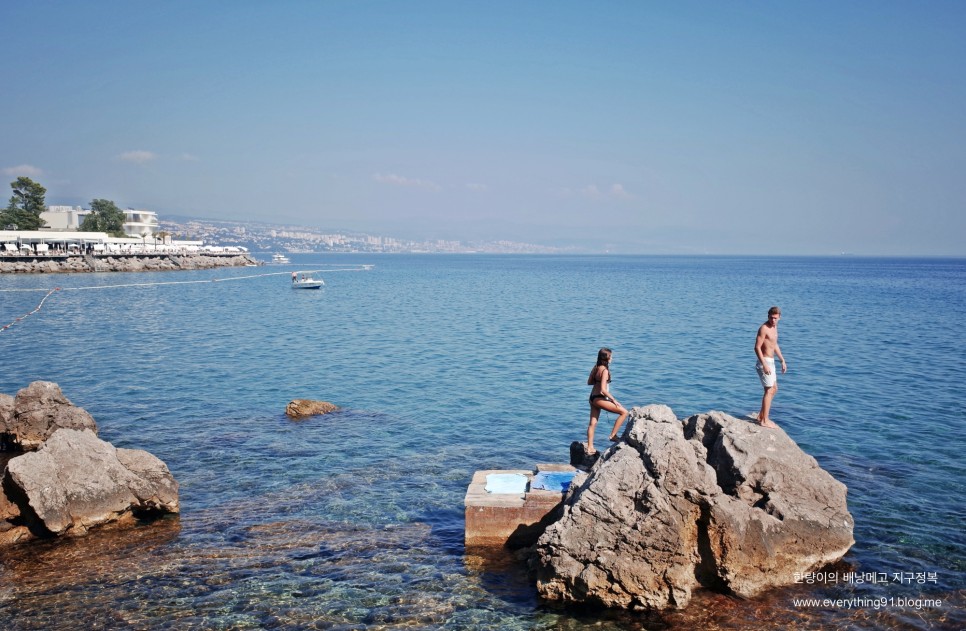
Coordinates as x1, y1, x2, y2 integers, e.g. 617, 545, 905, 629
595, 365, 612, 384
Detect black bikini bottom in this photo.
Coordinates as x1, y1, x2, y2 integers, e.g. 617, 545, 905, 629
589, 394, 614, 405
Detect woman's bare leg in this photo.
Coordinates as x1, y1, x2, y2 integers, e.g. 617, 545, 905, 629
587, 406, 600, 454
609, 410, 628, 440
596, 399, 628, 440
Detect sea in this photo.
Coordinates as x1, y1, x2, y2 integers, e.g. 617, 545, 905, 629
0, 254, 963, 630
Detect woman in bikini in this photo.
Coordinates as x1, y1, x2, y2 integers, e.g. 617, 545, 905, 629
586, 347, 628, 455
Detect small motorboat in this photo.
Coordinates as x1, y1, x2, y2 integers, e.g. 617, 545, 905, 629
291, 271, 324, 289
272, 252, 291, 264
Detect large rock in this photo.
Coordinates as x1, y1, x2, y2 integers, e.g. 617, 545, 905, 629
534, 405, 854, 610
4, 428, 179, 537
0, 382, 179, 546
285, 399, 339, 419
0, 393, 13, 449
2, 381, 97, 450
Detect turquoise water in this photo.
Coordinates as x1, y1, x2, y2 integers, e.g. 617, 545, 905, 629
0, 255, 963, 629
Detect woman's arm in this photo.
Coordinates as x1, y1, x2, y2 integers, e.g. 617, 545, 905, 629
600, 368, 624, 405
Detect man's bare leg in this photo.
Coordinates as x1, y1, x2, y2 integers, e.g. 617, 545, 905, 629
756, 386, 779, 428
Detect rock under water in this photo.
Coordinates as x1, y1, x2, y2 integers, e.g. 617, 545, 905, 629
285, 399, 340, 419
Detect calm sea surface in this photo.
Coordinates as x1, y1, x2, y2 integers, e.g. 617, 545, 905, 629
1, 255, 963, 629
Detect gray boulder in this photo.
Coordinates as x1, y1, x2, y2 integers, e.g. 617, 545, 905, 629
0, 393, 12, 421
4, 381, 97, 450
4, 428, 179, 537
534, 405, 854, 610
0, 393, 13, 449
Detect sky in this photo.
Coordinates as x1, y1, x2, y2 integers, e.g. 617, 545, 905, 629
2, 1, 964, 255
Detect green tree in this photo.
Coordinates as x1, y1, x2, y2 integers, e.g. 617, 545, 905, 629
80, 198, 127, 236
0, 177, 47, 230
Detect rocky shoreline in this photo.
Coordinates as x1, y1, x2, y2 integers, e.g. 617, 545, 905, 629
0, 382, 179, 546
0, 253, 260, 274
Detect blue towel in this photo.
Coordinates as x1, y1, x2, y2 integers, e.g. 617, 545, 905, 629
530, 471, 576, 493
484, 473, 529, 494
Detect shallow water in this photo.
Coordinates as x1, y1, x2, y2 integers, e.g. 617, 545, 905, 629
1, 255, 963, 629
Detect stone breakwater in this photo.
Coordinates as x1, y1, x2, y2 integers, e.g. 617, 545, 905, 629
0, 253, 259, 274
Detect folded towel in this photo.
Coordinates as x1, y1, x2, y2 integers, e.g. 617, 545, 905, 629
485, 473, 529, 494
530, 471, 576, 493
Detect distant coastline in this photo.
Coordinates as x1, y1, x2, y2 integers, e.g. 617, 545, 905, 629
0, 252, 258, 274
159, 215, 568, 255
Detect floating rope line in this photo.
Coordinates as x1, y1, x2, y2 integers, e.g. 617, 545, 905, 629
0, 288, 60, 333
0, 265, 373, 293
0, 264, 373, 333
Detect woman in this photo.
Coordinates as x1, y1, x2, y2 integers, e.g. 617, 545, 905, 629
586, 347, 628, 455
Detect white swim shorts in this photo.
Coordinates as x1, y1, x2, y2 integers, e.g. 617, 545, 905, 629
756, 357, 777, 388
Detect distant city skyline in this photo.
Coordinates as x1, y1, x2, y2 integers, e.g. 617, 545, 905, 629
158, 214, 567, 254
2, 2, 965, 256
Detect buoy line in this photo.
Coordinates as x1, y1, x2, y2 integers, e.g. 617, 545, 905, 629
0, 264, 373, 333
0, 265, 373, 293
0, 288, 60, 333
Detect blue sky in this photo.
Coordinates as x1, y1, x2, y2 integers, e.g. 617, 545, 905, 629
2, 1, 964, 254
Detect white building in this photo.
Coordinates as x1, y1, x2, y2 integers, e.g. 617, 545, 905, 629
40, 206, 87, 230
122, 209, 159, 237
38, 206, 160, 238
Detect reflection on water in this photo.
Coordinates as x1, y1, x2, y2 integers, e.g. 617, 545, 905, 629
1, 477, 963, 630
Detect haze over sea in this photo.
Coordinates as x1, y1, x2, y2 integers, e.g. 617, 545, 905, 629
0, 254, 963, 630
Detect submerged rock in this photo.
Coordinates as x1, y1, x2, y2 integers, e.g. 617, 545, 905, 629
534, 405, 854, 610
286, 399, 339, 419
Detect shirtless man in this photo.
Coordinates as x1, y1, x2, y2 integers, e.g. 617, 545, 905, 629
754, 306, 787, 429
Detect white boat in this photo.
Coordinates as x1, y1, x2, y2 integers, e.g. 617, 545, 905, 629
291, 271, 324, 289
272, 252, 291, 264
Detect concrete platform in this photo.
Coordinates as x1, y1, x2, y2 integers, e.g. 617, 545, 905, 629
464, 463, 576, 548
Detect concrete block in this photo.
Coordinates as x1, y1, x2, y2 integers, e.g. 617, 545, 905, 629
464, 464, 576, 548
